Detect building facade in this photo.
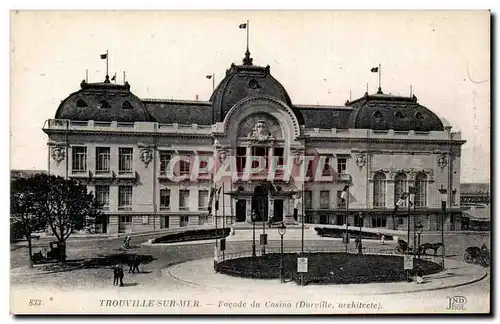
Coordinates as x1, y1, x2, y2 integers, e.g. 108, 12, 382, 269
43, 51, 466, 233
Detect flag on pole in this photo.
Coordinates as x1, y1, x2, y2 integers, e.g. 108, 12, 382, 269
214, 186, 223, 211
408, 186, 416, 207
207, 187, 216, 212
239, 23, 247, 29
206, 75, 213, 79
371, 67, 379, 73
100, 53, 108, 59
340, 185, 349, 203
394, 193, 408, 213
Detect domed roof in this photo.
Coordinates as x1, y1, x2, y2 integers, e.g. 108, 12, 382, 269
210, 50, 304, 125
55, 78, 151, 122
346, 89, 444, 131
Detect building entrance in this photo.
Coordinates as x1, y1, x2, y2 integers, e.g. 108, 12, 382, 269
251, 185, 269, 222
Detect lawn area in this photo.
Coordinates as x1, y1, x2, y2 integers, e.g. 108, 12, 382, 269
216, 252, 442, 285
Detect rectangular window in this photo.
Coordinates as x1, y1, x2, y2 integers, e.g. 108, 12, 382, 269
159, 152, 171, 175
179, 155, 191, 176
180, 215, 189, 227
119, 148, 133, 173
120, 215, 131, 223
274, 147, 285, 166
320, 190, 330, 209
95, 147, 110, 172
95, 185, 110, 210
371, 215, 387, 228
159, 189, 170, 210
72, 146, 87, 172
198, 190, 209, 209
179, 190, 189, 210
398, 217, 404, 225
337, 157, 347, 174
252, 146, 268, 169
118, 186, 133, 210
236, 147, 247, 173
304, 190, 312, 209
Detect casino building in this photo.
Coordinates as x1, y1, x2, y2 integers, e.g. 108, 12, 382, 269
43, 50, 466, 234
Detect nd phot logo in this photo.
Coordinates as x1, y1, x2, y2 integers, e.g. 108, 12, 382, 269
446, 296, 467, 310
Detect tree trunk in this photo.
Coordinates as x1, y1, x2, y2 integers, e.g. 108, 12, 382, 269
27, 235, 33, 268
59, 241, 67, 262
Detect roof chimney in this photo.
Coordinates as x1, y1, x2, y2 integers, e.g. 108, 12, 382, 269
195, 94, 199, 101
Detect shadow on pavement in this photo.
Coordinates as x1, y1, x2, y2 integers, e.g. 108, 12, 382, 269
121, 282, 139, 287
83, 253, 156, 269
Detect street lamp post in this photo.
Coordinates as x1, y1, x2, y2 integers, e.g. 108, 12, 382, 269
416, 221, 423, 260
251, 211, 257, 257
438, 187, 447, 269
358, 212, 363, 254
278, 222, 287, 283
261, 196, 266, 256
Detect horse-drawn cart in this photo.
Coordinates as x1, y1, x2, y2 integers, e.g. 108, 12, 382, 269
32, 241, 66, 264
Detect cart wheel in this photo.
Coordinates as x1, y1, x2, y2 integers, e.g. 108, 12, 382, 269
463, 252, 473, 264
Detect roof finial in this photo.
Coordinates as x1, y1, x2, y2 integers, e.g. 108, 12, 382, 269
243, 48, 253, 65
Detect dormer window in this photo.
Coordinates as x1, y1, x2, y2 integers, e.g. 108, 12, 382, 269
76, 99, 88, 108
394, 111, 404, 119
373, 111, 383, 120
97, 100, 111, 109
415, 112, 423, 120
122, 101, 133, 110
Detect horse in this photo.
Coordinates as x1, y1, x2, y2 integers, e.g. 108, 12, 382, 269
419, 242, 444, 256
128, 254, 141, 274
395, 239, 409, 254
113, 265, 124, 286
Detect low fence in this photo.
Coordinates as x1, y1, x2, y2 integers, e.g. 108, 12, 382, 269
215, 245, 443, 264
214, 244, 444, 285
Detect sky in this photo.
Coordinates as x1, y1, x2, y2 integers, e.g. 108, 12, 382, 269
9, 10, 490, 183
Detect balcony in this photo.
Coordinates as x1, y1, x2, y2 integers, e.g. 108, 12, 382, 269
69, 170, 91, 179
336, 173, 352, 183
93, 170, 115, 180
116, 170, 137, 183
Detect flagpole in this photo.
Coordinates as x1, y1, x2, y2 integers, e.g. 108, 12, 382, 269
246, 20, 249, 51
378, 63, 381, 91
123, 71, 126, 83
106, 50, 109, 79
212, 73, 215, 92
85, 69, 88, 83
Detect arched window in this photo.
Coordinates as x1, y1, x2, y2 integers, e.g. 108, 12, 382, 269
97, 100, 111, 109
394, 173, 407, 207
122, 101, 133, 109
415, 173, 428, 207
373, 172, 386, 207
76, 99, 88, 108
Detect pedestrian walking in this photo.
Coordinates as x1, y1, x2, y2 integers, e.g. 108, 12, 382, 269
113, 265, 124, 286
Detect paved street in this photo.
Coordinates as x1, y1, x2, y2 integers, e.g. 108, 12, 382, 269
10, 231, 490, 313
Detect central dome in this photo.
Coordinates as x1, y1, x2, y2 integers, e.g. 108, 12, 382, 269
210, 51, 304, 125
